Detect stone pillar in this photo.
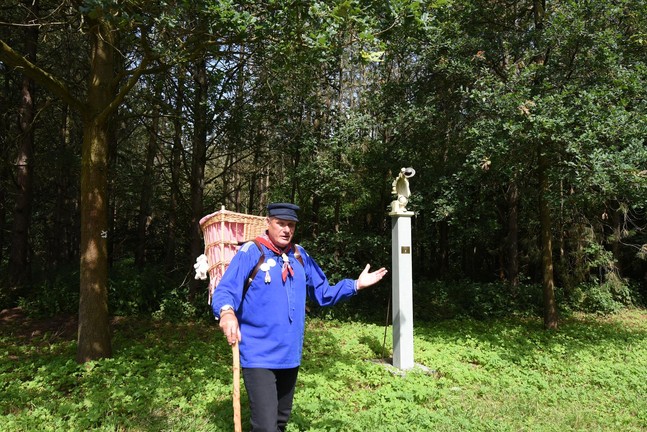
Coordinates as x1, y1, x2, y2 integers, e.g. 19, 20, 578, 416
390, 211, 414, 370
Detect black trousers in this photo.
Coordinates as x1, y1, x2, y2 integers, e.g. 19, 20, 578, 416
242, 367, 299, 432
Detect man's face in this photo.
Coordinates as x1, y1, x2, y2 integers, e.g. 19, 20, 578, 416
266, 217, 296, 248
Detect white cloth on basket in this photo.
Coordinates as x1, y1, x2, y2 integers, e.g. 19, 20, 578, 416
194, 254, 209, 280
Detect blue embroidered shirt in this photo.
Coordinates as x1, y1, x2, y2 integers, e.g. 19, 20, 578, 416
211, 241, 358, 368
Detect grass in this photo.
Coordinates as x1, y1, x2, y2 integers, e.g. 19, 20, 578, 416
1, 309, 646, 431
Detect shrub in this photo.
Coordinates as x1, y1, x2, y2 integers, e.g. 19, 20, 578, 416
412, 279, 544, 321
109, 261, 173, 316
17, 265, 79, 317
151, 288, 200, 321
573, 273, 640, 315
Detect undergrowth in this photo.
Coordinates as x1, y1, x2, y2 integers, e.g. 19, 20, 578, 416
1, 310, 645, 431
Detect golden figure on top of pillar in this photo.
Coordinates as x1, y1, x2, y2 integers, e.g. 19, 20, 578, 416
390, 167, 415, 214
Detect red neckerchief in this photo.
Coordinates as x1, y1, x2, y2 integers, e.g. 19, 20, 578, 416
256, 235, 294, 282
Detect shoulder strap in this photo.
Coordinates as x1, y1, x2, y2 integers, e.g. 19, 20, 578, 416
293, 244, 304, 267
242, 239, 265, 301
241, 241, 305, 302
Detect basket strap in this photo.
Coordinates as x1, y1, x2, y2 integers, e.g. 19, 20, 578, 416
242, 240, 265, 302
293, 245, 304, 267
241, 240, 305, 302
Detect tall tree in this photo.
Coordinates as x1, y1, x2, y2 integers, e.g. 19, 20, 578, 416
538, 145, 558, 328
1, 2, 151, 361
135, 89, 160, 268
188, 56, 208, 301
8, 0, 39, 300
77, 15, 116, 359
532, 0, 558, 329
472, 0, 643, 310
164, 69, 185, 272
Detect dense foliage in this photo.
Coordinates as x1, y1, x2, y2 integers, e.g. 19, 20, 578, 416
2, 310, 645, 431
0, 0, 646, 337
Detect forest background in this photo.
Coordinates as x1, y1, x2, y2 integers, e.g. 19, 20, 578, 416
1, 0, 646, 364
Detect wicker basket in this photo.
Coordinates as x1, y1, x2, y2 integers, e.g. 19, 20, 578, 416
199, 206, 267, 304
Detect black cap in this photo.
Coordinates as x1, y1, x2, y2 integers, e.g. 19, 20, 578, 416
267, 203, 300, 222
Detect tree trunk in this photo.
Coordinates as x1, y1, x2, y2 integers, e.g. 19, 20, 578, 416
0, 162, 5, 268
259, 142, 270, 213
8, 1, 38, 299
233, 170, 241, 211
164, 71, 184, 272
538, 148, 558, 329
506, 181, 520, 290
438, 220, 449, 278
135, 102, 159, 268
222, 153, 232, 207
0, 2, 149, 362
164, 133, 181, 272
531, 0, 557, 329
189, 57, 208, 302
0, 59, 9, 268
611, 207, 623, 276
0, 149, 7, 269
49, 103, 72, 273
311, 193, 321, 238
76, 20, 115, 362
248, 141, 261, 214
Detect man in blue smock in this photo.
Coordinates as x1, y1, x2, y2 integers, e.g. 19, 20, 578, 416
212, 202, 388, 432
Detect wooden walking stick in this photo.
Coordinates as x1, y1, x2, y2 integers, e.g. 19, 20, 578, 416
197, 208, 266, 431
232, 341, 242, 432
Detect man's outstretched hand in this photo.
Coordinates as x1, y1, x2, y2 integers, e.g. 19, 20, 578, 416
357, 264, 388, 290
